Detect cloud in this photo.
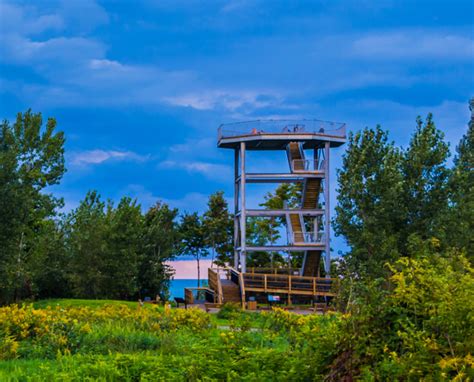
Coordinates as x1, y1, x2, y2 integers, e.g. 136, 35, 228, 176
0, 2, 64, 35
162, 90, 283, 112
352, 31, 474, 60
0, 0, 108, 36
160, 160, 232, 181
69, 150, 149, 166
0, 35, 105, 65
124, 184, 209, 213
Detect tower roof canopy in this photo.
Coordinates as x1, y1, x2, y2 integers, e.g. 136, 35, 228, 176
217, 119, 346, 150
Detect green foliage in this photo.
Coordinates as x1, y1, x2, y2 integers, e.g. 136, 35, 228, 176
335, 114, 456, 279
244, 183, 302, 268
65, 191, 108, 298
334, 126, 404, 278
216, 302, 241, 319
64, 193, 179, 300
179, 212, 209, 287
447, 99, 474, 259
0, 110, 65, 304
0, 302, 343, 381
103, 197, 144, 300
202, 191, 233, 266
140, 202, 179, 299
333, 251, 474, 380
401, 114, 450, 246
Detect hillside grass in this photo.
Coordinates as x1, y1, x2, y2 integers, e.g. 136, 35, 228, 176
32, 298, 141, 310
0, 299, 336, 381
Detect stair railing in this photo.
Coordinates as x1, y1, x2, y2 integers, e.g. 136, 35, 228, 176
230, 268, 246, 309
290, 231, 325, 244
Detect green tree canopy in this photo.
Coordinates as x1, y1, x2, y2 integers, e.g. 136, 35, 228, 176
179, 212, 208, 287
447, 99, 474, 259
140, 202, 179, 299
104, 197, 143, 300
65, 191, 108, 298
401, 113, 450, 246
0, 110, 65, 303
202, 191, 233, 266
334, 126, 404, 278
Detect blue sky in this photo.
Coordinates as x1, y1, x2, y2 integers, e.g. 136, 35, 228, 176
0, 0, 473, 252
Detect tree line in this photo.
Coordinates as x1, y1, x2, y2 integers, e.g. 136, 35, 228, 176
0, 109, 305, 305
0, 110, 237, 304
334, 105, 473, 280
1, 101, 472, 306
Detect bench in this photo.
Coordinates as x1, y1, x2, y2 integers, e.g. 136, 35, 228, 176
174, 297, 187, 309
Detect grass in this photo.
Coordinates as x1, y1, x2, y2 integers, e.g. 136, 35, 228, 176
0, 299, 335, 381
32, 298, 141, 309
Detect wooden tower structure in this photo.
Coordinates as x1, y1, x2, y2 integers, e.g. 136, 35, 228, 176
218, 120, 346, 277
191, 120, 346, 309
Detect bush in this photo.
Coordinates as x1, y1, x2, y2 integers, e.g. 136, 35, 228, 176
329, 253, 474, 381
216, 302, 241, 320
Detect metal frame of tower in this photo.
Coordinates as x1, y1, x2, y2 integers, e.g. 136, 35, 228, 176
218, 120, 346, 276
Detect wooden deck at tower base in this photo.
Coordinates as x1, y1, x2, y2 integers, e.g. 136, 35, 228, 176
202, 268, 336, 309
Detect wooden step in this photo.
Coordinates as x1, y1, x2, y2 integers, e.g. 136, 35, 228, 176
302, 250, 321, 277
289, 213, 304, 242
302, 178, 321, 209
288, 142, 305, 171
221, 280, 241, 303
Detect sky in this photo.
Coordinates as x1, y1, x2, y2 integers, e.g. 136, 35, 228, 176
0, 0, 473, 254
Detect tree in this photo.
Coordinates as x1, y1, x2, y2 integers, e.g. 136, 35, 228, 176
104, 197, 143, 300
401, 113, 450, 246
65, 191, 108, 298
334, 126, 404, 278
447, 98, 474, 259
179, 212, 208, 287
29, 218, 70, 299
140, 202, 179, 299
0, 110, 65, 303
202, 191, 233, 266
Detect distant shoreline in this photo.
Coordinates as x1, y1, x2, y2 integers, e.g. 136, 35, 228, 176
166, 259, 215, 280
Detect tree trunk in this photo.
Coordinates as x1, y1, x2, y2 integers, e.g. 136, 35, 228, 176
197, 256, 200, 288
211, 242, 215, 266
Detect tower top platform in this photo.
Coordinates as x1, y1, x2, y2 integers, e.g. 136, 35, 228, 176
217, 119, 346, 150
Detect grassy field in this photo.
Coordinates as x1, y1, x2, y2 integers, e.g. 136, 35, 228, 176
0, 299, 339, 381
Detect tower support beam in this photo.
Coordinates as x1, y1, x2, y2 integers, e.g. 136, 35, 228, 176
233, 148, 239, 269
239, 141, 247, 273
324, 141, 331, 276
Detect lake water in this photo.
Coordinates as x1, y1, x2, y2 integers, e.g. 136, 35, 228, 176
169, 279, 207, 299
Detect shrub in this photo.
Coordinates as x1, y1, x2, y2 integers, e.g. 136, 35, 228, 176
216, 302, 241, 320
329, 254, 474, 380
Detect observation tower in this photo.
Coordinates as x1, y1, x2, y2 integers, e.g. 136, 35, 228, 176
189, 119, 346, 309
218, 120, 346, 277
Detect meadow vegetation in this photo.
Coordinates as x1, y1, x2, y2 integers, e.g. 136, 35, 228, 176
0, 251, 472, 381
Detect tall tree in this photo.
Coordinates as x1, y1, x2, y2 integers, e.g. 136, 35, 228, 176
29, 218, 69, 299
65, 191, 108, 298
401, 114, 450, 245
140, 202, 179, 299
448, 99, 474, 259
179, 212, 208, 287
104, 197, 143, 300
202, 191, 233, 266
0, 110, 65, 303
334, 126, 404, 278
